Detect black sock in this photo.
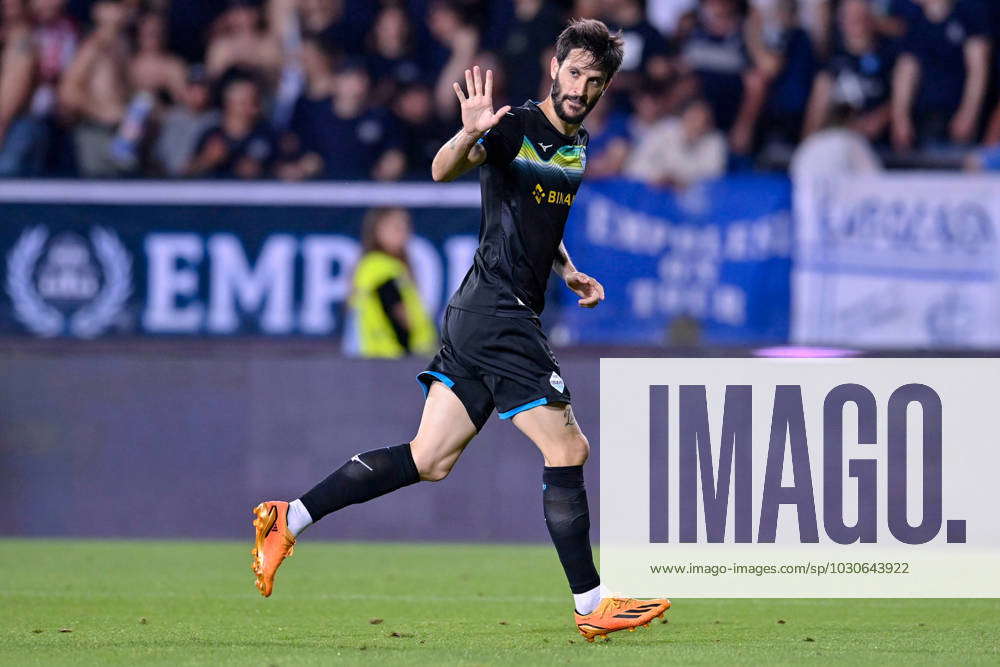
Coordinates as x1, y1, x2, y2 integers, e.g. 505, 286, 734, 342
543, 465, 600, 594
300, 444, 420, 522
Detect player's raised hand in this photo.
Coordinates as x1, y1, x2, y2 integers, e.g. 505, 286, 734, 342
566, 272, 605, 309
453, 65, 511, 136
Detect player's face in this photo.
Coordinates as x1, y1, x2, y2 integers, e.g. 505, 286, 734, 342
550, 48, 609, 125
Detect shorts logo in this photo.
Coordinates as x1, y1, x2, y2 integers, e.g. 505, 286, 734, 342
550, 372, 565, 393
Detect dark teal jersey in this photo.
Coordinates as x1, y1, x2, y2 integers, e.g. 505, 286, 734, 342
448, 100, 589, 318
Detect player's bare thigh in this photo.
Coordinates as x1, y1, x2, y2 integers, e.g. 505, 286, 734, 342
512, 402, 589, 467
409, 381, 478, 482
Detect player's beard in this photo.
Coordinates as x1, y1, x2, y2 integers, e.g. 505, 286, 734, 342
550, 78, 600, 125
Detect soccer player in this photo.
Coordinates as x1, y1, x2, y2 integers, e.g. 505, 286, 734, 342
251, 18, 670, 642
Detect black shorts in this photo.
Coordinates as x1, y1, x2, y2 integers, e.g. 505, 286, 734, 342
417, 306, 571, 431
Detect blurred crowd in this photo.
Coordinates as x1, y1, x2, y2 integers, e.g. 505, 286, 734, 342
2, 0, 1000, 183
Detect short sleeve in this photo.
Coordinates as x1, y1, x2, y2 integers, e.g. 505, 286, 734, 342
960, 2, 990, 40
478, 110, 523, 167
898, 23, 920, 57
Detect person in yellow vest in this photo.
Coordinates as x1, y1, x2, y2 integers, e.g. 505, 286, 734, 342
351, 207, 437, 358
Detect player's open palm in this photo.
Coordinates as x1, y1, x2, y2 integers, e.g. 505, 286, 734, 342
566, 272, 605, 309
453, 65, 511, 136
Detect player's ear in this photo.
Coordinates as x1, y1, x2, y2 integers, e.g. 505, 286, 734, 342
550, 56, 559, 80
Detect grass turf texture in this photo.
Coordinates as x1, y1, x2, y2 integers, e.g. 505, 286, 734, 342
2, 540, 998, 665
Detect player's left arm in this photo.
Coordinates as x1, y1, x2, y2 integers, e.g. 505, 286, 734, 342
553, 241, 604, 309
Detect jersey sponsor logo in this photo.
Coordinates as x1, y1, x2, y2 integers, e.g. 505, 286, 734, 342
550, 371, 565, 393
532, 183, 575, 206
538, 142, 553, 152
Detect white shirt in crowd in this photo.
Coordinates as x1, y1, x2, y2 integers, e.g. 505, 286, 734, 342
647, 0, 698, 36
790, 127, 882, 183
624, 117, 727, 187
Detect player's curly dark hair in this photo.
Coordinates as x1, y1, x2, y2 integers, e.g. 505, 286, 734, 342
554, 18, 625, 80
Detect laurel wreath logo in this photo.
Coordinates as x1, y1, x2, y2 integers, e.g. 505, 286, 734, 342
5, 226, 132, 337
71, 227, 133, 337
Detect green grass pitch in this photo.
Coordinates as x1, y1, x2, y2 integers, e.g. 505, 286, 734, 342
2, 539, 998, 665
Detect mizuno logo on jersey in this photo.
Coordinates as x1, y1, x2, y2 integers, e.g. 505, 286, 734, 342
532, 183, 574, 206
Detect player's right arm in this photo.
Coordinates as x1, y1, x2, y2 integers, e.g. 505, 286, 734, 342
431, 66, 511, 182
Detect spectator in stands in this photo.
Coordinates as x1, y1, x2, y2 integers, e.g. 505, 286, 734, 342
427, 0, 480, 118
275, 34, 335, 180
890, 0, 990, 152
570, 0, 602, 21
981, 6, 1000, 146
59, 0, 133, 177
791, 103, 882, 183
392, 81, 449, 180
6, 0, 999, 180
803, 0, 894, 142
624, 97, 726, 187
298, 33, 336, 98
626, 77, 668, 141
755, 0, 816, 148
290, 59, 404, 180
350, 207, 437, 358
648, 0, 697, 38
165, 0, 226, 63
152, 65, 220, 177
365, 4, 425, 107
500, 0, 564, 106
680, 0, 746, 132
298, 0, 367, 58
186, 69, 276, 179
0, 2, 40, 175
30, 0, 78, 96
680, 0, 772, 154
205, 0, 282, 84
580, 92, 630, 178
797, 0, 832, 59
0, 0, 78, 176
130, 11, 186, 105
603, 0, 675, 94
2, 0, 28, 31
869, 0, 923, 40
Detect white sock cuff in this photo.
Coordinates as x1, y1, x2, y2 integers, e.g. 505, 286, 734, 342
286, 498, 313, 537
573, 584, 603, 615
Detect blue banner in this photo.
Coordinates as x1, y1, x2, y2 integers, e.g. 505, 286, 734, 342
0, 183, 480, 338
0, 179, 792, 345
554, 176, 792, 345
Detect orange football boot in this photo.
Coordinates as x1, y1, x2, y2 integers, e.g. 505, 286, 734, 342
250, 500, 295, 597
574, 597, 671, 642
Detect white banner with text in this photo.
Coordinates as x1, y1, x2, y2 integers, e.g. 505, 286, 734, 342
792, 173, 1000, 348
